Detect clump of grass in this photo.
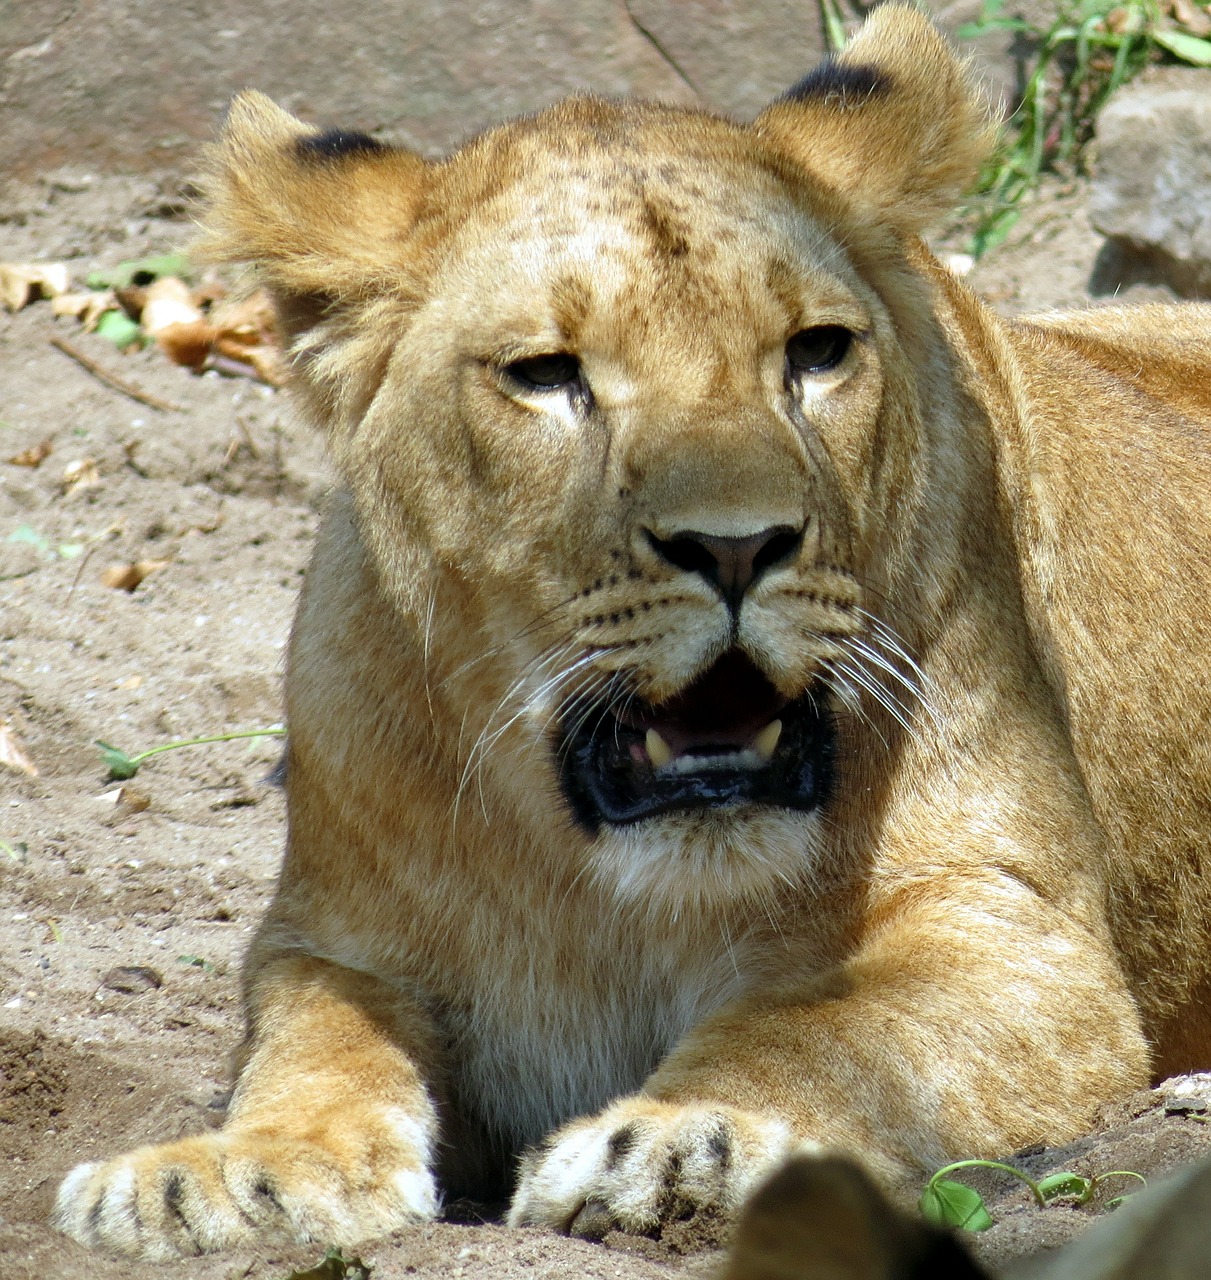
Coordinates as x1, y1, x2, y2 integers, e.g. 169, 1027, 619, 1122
959, 0, 1211, 255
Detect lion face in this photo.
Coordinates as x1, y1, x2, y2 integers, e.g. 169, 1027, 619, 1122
363, 119, 892, 897
204, 39, 991, 904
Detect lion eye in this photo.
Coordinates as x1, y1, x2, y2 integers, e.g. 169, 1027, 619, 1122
505, 353, 582, 390
785, 326, 853, 375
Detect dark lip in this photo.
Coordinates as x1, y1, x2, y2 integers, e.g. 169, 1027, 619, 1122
556, 650, 836, 830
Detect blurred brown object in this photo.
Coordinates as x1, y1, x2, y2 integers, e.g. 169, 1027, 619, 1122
721, 1154, 986, 1280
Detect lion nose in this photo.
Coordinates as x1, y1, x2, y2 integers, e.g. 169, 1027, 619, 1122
646, 525, 804, 609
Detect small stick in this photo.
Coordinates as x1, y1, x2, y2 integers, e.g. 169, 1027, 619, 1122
49, 334, 184, 413
65, 520, 124, 604
65, 542, 99, 603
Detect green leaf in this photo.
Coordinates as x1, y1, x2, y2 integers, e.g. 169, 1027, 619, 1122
177, 954, 216, 973
94, 309, 145, 350
971, 204, 1023, 257
7, 525, 50, 553
1151, 28, 1211, 65
1037, 1171, 1092, 1202
279, 1248, 372, 1280
86, 253, 193, 291
96, 739, 139, 780
920, 1178, 995, 1231
957, 17, 1030, 36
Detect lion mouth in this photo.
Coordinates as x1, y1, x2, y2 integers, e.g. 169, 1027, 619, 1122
557, 649, 835, 828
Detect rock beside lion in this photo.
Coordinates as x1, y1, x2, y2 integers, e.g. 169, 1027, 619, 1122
1089, 67, 1211, 296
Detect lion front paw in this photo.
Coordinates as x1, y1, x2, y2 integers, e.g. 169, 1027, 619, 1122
508, 1099, 794, 1239
53, 1108, 439, 1260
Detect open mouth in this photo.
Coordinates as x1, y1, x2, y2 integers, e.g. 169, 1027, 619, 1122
557, 649, 835, 829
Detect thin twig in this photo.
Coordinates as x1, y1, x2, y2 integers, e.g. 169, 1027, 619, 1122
65, 520, 125, 604
49, 334, 183, 413
65, 543, 99, 604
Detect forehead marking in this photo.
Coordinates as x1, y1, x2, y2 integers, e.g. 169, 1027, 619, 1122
639, 194, 690, 260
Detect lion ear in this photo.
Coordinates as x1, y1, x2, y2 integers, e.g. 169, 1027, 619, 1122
754, 4, 994, 236
197, 91, 430, 321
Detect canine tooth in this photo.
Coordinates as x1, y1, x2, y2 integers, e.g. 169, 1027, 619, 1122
645, 728, 673, 769
752, 719, 783, 762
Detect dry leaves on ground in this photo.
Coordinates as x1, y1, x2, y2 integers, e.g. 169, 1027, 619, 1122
0, 722, 39, 777
3, 254, 287, 386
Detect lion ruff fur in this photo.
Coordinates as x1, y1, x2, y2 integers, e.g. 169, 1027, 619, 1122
55, 6, 1211, 1260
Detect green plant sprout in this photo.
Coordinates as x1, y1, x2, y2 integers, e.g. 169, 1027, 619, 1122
96, 726, 286, 780
277, 1247, 372, 1280
819, 0, 850, 51
921, 1158, 1147, 1231
958, 0, 1211, 256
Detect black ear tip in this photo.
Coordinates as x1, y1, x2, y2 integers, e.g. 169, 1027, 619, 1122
783, 59, 892, 104
295, 127, 386, 162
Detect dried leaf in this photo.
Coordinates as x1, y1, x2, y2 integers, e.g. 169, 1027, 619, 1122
157, 318, 219, 371
141, 276, 203, 335
52, 290, 117, 329
1171, 0, 1211, 36
212, 339, 287, 385
61, 457, 100, 494
0, 262, 71, 312
0, 721, 38, 777
101, 558, 169, 592
8, 438, 53, 468
190, 280, 228, 310
208, 288, 287, 385
1104, 5, 1143, 33
100, 784, 152, 824
114, 283, 149, 320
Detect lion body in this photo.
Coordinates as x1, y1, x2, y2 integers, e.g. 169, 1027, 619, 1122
56, 7, 1211, 1259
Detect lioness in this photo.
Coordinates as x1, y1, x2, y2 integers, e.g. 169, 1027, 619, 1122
55, 5, 1211, 1260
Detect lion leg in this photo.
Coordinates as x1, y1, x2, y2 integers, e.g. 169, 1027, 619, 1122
54, 952, 442, 1260
511, 874, 1149, 1236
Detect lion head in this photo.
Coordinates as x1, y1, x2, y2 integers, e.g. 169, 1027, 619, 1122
202, 6, 992, 909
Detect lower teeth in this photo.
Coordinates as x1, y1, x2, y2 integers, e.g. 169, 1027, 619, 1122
659, 748, 768, 774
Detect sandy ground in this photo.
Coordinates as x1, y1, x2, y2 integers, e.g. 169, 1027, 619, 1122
0, 171, 1207, 1280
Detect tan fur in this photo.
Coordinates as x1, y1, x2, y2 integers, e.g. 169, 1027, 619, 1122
55, 6, 1211, 1259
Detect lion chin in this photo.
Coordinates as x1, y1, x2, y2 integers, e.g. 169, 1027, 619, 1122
54, 2, 1211, 1263
591, 806, 831, 913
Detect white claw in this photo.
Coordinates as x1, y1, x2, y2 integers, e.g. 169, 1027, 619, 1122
752, 719, 783, 762
645, 728, 673, 769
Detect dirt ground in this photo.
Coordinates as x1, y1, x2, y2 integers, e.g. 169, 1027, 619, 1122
1, 170, 1207, 1280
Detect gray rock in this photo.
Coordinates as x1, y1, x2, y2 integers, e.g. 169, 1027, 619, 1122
0, 1, 1032, 185
101, 965, 163, 994
1089, 68, 1211, 297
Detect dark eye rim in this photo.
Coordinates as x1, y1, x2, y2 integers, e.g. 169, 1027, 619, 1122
502, 352, 583, 390
785, 325, 854, 376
